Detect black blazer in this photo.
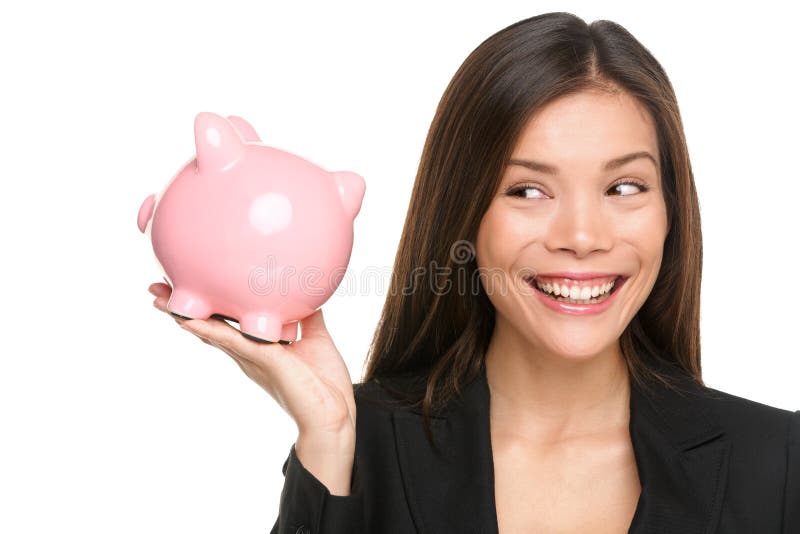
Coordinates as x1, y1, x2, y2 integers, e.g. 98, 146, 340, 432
270, 356, 800, 534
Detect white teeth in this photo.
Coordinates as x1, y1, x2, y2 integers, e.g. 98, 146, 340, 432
534, 278, 617, 299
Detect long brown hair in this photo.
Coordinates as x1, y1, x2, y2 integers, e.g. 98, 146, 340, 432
359, 11, 704, 444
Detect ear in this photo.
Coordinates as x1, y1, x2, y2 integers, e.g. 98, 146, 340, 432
332, 171, 366, 218
226, 115, 262, 142
193, 112, 246, 173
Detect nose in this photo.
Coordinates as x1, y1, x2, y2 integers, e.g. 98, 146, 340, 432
544, 194, 613, 258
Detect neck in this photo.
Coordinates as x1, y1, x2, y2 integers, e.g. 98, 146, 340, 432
484, 319, 631, 443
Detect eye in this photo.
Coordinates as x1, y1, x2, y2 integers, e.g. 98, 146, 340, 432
504, 183, 548, 199
504, 178, 650, 199
607, 178, 650, 196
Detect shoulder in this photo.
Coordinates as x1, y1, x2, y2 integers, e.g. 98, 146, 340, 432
701, 386, 800, 525
352, 374, 427, 414
352, 380, 396, 415
646, 355, 798, 445
347, 378, 426, 482
349, 375, 433, 441
700, 385, 799, 473
702, 385, 798, 439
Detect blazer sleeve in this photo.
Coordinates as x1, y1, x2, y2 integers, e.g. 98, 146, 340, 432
269, 442, 363, 534
783, 409, 800, 534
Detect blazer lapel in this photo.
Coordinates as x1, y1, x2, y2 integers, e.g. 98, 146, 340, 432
392, 355, 731, 534
627, 356, 731, 533
392, 372, 499, 534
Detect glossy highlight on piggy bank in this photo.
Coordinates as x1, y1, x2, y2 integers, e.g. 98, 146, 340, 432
137, 112, 366, 343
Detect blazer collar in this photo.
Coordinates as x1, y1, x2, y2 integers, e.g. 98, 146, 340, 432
391, 355, 730, 534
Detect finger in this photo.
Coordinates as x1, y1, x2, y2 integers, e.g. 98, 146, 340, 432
176, 318, 224, 349
175, 317, 225, 354
179, 317, 264, 362
152, 296, 171, 314
297, 308, 330, 341
179, 326, 277, 396
148, 282, 171, 297
180, 327, 250, 368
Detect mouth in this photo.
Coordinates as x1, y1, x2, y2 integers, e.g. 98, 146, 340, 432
524, 274, 628, 305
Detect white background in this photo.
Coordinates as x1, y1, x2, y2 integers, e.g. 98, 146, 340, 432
1, 1, 797, 532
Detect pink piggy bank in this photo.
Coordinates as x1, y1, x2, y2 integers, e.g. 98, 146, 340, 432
138, 112, 366, 343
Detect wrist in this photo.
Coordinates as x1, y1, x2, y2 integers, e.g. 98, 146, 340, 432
296, 428, 355, 459
294, 430, 356, 496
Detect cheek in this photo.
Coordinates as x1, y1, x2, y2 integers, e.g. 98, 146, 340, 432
476, 207, 539, 270
615, 203, 669, 265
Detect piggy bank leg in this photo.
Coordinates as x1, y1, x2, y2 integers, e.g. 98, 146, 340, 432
167, 288, 214, 320
239, 312, 284, 343
281, 321, 298, 343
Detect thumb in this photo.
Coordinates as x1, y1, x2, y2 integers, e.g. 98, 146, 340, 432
298, 307, 331, 340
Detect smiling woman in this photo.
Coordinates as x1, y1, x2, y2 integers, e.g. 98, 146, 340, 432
479, 89, 667, 328
180, 10, 799, 534
472, 88, 672, 531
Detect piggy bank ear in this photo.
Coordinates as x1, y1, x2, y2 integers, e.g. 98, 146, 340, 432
332, 171, 366, 218
226, 115, 262, 143
193, 112, 246, 173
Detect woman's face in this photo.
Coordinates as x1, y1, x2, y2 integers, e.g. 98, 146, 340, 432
475, 88, 669, 360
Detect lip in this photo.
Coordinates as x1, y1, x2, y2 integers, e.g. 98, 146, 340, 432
532, 271, 623, 280
527, 275, 628, 316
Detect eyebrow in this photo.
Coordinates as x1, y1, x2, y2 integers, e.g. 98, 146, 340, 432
507, 151, 658, 174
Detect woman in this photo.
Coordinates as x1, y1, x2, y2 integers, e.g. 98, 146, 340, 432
148, 12, 799, 534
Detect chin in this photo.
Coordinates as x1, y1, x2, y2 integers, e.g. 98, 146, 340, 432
535, 338, 618, 361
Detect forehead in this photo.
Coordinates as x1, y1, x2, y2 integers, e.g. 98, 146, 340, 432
512, 89, 658, 166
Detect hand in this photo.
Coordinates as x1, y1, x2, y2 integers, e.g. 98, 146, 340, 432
148, 282, 356, 438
